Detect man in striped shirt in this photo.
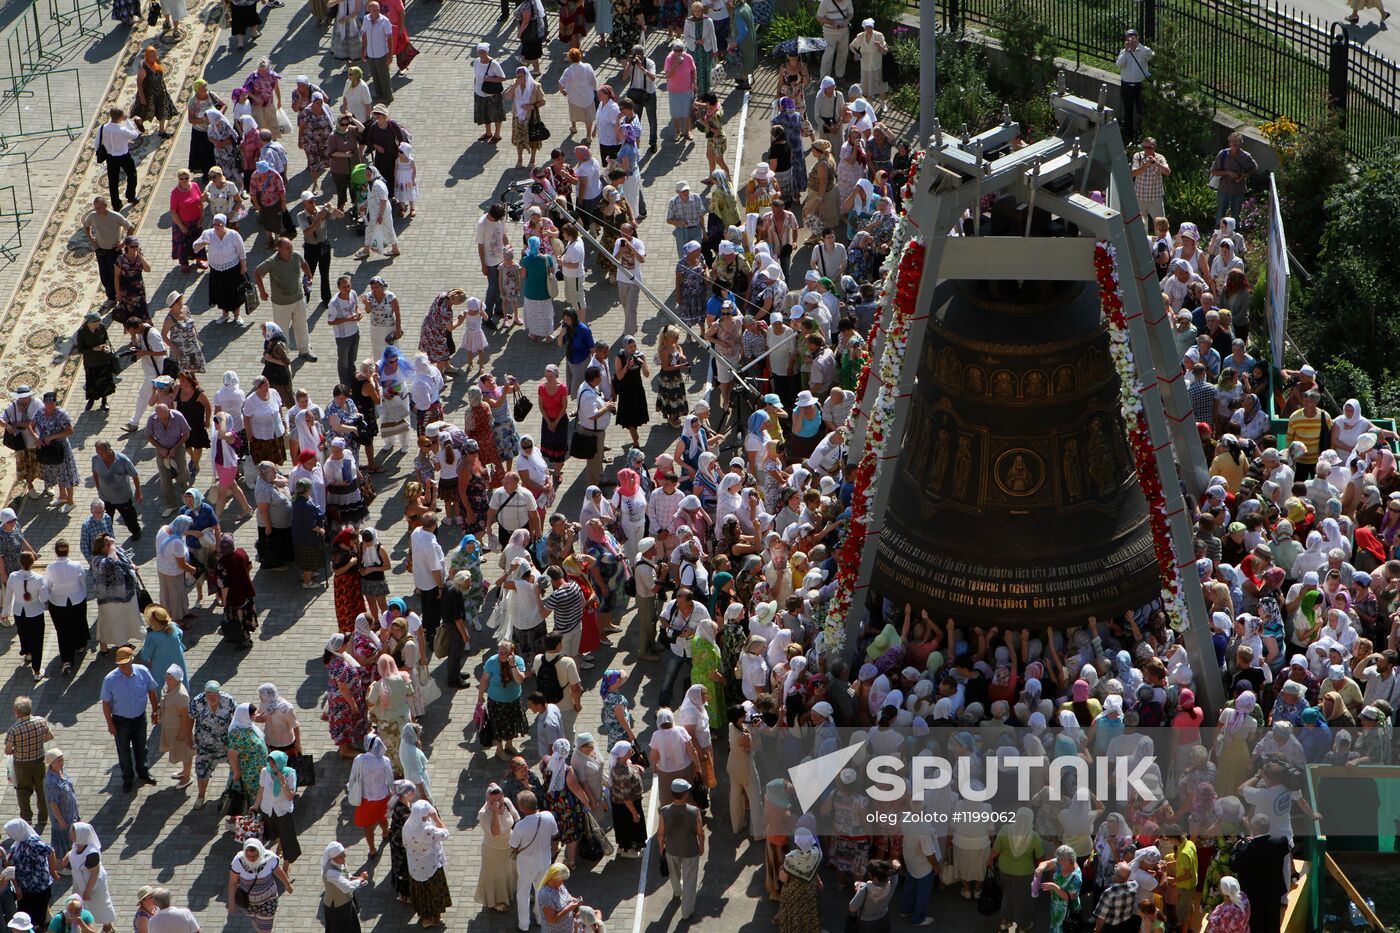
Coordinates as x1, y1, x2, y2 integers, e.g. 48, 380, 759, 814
541, 566, 589, 668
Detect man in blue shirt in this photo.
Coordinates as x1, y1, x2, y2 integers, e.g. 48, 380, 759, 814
100, 646, 159, 792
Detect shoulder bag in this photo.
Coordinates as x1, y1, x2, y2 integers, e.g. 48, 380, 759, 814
569, 387, 600, 460
95, 125, 109, 164
544, 256, 560, 298
513, 393, 533, 422
35, 441, 64, 465
291, 752, 316, 787
3, 406, 27, 452
510, 815, 543, 861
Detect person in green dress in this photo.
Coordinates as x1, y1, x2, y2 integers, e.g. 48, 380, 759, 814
1037, 844, 1084, 933
226, 702, 269, 807
730, 0, 757, 90
688, 615, 726, 730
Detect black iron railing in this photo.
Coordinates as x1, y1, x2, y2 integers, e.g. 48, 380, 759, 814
936, 0, 1400, 156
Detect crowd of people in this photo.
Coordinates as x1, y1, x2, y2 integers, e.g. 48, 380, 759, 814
4, 0, 1399, 930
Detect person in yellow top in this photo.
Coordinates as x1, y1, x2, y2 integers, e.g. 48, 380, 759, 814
1208, 435, 1249, 494
1284, 390, 1330, 480
1163, 824, 1199, 933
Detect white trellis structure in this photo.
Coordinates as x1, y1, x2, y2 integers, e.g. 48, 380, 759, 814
844, 78, 1223, 714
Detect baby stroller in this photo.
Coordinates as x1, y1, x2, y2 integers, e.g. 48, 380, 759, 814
347, 162, 370, 236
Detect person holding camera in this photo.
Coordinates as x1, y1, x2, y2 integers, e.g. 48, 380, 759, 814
631, 537, 665, 660
1115, 29, 1153, 142
612, 223, 647, 334
621, 46, 659, 151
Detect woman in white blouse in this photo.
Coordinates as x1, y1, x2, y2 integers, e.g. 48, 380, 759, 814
242, 377, 288, 467
191, 214, 248, 323
44, 540, 88, 677
5, 551, 47, 680
401, 799, 452, 926
321, 842, 368, 932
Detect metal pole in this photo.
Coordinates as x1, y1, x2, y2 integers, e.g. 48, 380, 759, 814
920, 0, 936, 142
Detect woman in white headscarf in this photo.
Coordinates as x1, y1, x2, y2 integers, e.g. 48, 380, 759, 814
321, 841, 368, 932
579, 484, 615, 528
569, 733, 611, 840
713, 473, 745, 539
506, 66, 544, 167
1319, 516, 1351, 560
676, 684, 716, 795
1207, 876, 1251, 933
1292, 531, 1329, 581
544, 736, 595, 866
1128, 845, 1163, 895
515, 433, 552, 512
474, 783, 518, 912
348, 733, 395, 855
991, 806, 1044, 932
1332, 399, 1376, 456
356, 165, 399, 259
62, 823, 116, 928
1093, 811, 1134, 870
227, 838, 292, 932
159, 665, 195, 788
401, 799, 452, 925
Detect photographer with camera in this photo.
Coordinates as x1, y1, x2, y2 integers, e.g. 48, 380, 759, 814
812, 77, 846, 155
621, 45, 659, 151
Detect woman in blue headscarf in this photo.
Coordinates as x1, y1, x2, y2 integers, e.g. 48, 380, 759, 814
255, 749, 301, 864
155, 514, 199, 620
375, 345, 415, 452
180, 486, 221, 607
520, 234, 556, 340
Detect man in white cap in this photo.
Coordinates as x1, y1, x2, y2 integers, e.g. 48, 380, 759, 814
655, 776, 704, 919
666, 180, 706, 258
815, 0, 852, 79
296, 190, 335, 307
632, 537, 664, 660
812, 76, 846, 152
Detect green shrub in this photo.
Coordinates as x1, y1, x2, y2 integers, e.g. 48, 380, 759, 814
1164, 174, 1216, 233
1140, 24, 1215, 157
763, 6, 819, 49
890, 31, 919, 81
1273, 106, 1348, 272
1318, 358, 1376, 416
852, 0, 906, 30
933, 41, 999, 130
989, 0, 1059, 105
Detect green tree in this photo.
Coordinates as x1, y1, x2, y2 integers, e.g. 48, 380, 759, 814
989, 0, 1058, 105
1139, 23, 1215, 159
1273, 108, 1348, 272
1293, 141, 1400, 393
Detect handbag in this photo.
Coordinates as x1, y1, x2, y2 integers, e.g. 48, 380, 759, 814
512, 394, 533, 422
577, 812, 607, 861
147, 0, 161, 26
275, 108, 293, 135
415, 671, 442, 707
527, 111, 551, 144
241, 272, 261, 313
657, 843, 669, 877
281, 209, 297, 238
95, 125, 109, 164
291, 752, 316, 788
34, 442, 63, 465
358, 471, 377, 506
233, 812, 264, 843
629, 744, 649, 768
545, 258, 560, 298
433, 624, 451, 659
569, 424, 597, 460
234, 880, 252, 910
2, 429, 25, 452
977, 866, 1004, 916
219, 786, 247, 818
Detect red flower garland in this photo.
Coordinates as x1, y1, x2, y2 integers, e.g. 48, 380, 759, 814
832, 240, 927, 618
1093, 244, 1180, 592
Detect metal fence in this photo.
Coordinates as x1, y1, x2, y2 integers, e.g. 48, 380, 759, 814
2, 0, 105, 99
940, 0, 1400, 156
0, 67, 85, 148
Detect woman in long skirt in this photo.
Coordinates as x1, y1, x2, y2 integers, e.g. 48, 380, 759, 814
388, 781, 415, 902
321, 843, 368, 933
72, 313, 118, 410
403, 800, 452, 926
474, 785, 518, 912
357, 168, 399, 259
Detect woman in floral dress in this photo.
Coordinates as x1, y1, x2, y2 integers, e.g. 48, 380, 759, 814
226, 703, 269, 806
114, 236, 150, 323
457, 446, 492, 535
772, 98, 809, 195
1038, 845, 1084, 933
543, 739, 591, 864
190, 682, 236, 806
418, 290, 466, 369
244, 59, 283, 138
597, 188, 634, 281
384, 780, 414, 903
133, 46, 178, 135
598, 669, 634, 748
559, 0, 586, 45
655, 325, 689, 427
331, 529, 365, 634
464, 388, 503, 481
674, 248, 708, 327
481, 374, 521, 466
324, 633, 371, 757
33, 393, 79, 509
297, 94, 335, 183
609, 0, 643, 57
1206, 878, 1250, 933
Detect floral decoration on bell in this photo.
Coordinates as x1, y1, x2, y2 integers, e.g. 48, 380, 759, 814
1094, 240, 1189, 631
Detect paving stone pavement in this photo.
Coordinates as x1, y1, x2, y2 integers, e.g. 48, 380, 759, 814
0, 3, 868, 931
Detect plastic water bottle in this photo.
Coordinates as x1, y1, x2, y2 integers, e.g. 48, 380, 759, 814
1347, 899, 1365, 927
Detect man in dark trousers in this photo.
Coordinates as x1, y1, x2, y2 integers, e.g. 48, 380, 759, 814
1232, 813, 1292, 933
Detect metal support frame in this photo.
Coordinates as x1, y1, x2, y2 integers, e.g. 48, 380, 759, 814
841, 79, 1224, 715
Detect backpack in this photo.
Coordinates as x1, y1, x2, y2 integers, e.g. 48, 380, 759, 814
536, 655, 564, 704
